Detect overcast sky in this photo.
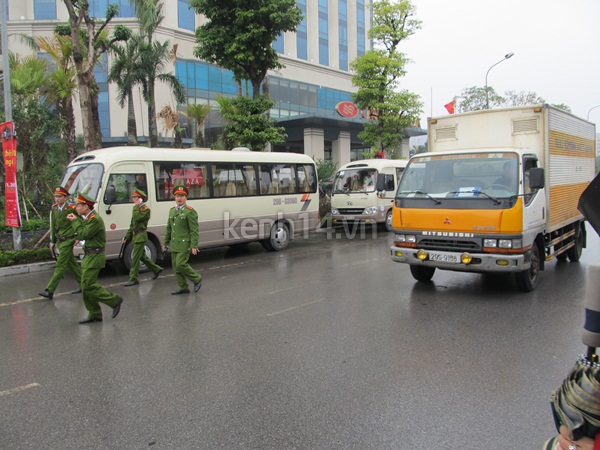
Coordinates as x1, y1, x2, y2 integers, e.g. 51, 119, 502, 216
399, 0, 600, 128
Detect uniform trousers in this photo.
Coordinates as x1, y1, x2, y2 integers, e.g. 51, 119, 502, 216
129, 241, 162, 282
171, 251, 201, 290
82, 267, 121, 319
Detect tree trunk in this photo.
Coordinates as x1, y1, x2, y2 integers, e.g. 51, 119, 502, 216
77, 75, 97, 153
127, 91, 138, 145
148, 84, 158, 147
63, 99, 77, 162
90, 87, 102, 148
252, 80, 261, 99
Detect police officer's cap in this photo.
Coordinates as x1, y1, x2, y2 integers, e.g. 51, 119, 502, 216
54, 186, 70, 197
173, 185, 188, 196
133, 188, 147, 201
75, 192, 96, 208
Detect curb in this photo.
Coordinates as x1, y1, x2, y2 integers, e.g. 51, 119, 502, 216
0, 261, 55, 277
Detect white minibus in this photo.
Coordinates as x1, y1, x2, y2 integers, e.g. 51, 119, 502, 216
330, 158, 407, 231
60, 147, 319, 269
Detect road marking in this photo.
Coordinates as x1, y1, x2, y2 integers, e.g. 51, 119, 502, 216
266, 298, 325, 317
0, 383, 40, 397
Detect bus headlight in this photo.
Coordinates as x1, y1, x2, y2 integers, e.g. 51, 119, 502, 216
364, 206, 378, 215
331, 207, 339, 215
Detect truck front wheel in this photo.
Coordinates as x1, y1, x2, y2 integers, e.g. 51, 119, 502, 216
410, 265, 436, 282
515, 244, 540, 292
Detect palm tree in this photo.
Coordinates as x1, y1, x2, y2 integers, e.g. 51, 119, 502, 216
186, 103, 212, 147
109, 35, 143, 145
18, 34, 79, 161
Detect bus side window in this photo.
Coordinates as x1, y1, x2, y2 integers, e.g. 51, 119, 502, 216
105, 173, 146, 204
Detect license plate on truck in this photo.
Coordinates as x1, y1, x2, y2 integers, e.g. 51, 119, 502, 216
429, 251, 460, 263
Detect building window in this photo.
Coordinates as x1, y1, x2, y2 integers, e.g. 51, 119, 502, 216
339, 0, 348, 71
357, 0, 366, 56
94, 55, 110, 138
88, 0, 134, 18
318, 0, 329, 66
178, 0, 195, 31
34, 0, 56, 20
273, 33, 284, 54
296, 0, 307, 60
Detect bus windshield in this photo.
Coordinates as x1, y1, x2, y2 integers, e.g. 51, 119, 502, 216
60, 163, 104, 200
333, 168, 377, 193
396, 153, 519, 199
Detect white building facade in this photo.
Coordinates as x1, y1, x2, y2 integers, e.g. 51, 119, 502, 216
5, 0, 419, 163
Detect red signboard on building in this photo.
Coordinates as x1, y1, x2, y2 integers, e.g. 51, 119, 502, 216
0, 121, 21, 227
335, 101, 359, 118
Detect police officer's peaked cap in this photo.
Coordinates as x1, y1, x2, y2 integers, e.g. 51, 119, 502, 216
173, 185, 188, 196
75, 192, 96, 208
54, 186, 70, 197
133, 188, 147, 200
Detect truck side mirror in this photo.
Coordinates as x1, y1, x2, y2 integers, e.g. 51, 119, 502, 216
528, 168, 545, 190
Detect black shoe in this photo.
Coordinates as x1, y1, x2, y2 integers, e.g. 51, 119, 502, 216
39, 290, 53, 300
171, 289, 190, 295
151, 269, 163, 280
124, 280, 139, 287
194, 279, 202, 293
78, 317, 102, 324
70, 288, 82, 294
112, 297, 123, 319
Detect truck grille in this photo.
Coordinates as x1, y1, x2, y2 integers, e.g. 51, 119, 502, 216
338, 208, 365, 215
418, 238, 481, 252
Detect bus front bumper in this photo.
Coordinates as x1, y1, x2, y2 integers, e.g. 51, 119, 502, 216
390, 245, 530, 273
331, 212, 383, 226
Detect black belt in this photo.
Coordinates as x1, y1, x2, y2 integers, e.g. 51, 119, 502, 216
57, 236, 75, 242
84, 247, 105, 255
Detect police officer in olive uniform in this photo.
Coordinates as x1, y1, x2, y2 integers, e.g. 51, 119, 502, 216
122, 188, 163, 286
67, 193, 123, 324
163, 185, 202, 295
39, 186, 83, 300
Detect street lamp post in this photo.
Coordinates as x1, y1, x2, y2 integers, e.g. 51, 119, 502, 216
485, 52, 514, 109
587, 105, 600, 121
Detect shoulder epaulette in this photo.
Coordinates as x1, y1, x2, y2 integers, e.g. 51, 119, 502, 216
51, 203, 57, 208
186, 205, 193, 210
88, 213, 96, 220
141, 205, 149, 210
67, 204, 76, 209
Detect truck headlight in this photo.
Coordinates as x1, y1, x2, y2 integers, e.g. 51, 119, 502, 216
498, 239, 512, 248
395, 234, 416, 243
484, 239, 497, 248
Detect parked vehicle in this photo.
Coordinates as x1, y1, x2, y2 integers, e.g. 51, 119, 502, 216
390, 104, 596, 291
330, 159, 407, 231
60, 147, 319, 269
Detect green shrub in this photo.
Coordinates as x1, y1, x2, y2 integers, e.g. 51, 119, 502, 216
0, 248, 53, 267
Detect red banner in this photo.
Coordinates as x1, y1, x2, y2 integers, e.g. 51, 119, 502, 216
1, 121, 22, 227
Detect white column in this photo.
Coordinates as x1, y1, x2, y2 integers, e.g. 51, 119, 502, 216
332, 130, 351, 165
304, 128, 325, 160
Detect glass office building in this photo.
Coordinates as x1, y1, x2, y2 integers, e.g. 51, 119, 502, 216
5, 0, 421, 164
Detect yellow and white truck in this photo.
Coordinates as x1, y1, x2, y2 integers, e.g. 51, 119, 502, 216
390, 104, 596, 291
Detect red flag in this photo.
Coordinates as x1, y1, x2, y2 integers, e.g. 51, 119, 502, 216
444, 100, 455, 114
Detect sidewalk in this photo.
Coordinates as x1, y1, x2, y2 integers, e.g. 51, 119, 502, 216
0, 261, 55, 277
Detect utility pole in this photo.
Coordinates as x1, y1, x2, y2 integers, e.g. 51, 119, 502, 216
1, 0, 22, 250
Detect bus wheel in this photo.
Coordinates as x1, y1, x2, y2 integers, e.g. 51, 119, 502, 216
410, 265, 435, 282
123, 240, 157, 272
566, 224, 584, 262
264, 222, 290, 252
515, 244, 540, 292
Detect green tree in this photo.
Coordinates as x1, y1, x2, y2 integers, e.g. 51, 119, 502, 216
59, 1, 129, 152
109, 35, 143, 145
552, 103, 572, 113
191, 0, 302, 98
216, 95, 286, 151
186, 103, 212, 147
350, 0, 423, 158
9, 54, 62, 195
456, 86, 547, 112
129, 0, 186, 147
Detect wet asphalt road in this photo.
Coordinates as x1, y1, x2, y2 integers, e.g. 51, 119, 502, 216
1, 226, 598, 449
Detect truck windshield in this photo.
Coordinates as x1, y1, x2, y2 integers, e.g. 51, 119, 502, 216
333, 168, 377, 193
396, 153, 519, 199
60, 163, 104, 201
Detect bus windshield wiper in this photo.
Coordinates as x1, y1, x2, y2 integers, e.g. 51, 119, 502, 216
399, 190, 441, 205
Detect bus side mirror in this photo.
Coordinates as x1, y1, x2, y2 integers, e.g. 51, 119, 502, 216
376, 177, 386, 192
528, 168, 545, 190
104, 185, 117, 215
